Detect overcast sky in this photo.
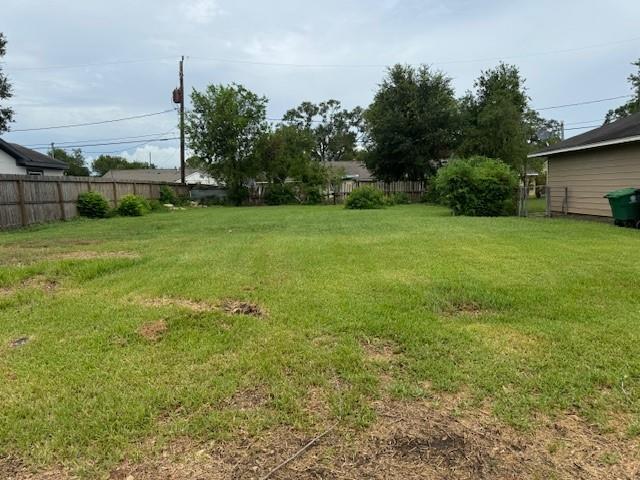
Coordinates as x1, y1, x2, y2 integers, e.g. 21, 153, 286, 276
1, 0, 639, 168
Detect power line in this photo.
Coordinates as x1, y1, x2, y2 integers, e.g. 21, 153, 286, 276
84, 127, 180, 155
24, 131, 179, 148
535, 95, 632, 111
563, 119, 605, 126
564, 124, 602, 131
30, 136, 179, 151
8, 56, 177, 72
9, 109, 176, 132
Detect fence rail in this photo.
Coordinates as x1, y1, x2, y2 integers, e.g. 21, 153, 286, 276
0, 174, 189, 230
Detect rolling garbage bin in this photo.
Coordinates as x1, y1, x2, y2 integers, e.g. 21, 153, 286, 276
604, 187, 640, 228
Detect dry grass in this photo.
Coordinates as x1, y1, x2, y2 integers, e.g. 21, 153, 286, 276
137, 320, 168, 342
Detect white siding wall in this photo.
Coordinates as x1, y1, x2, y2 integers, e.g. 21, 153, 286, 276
0, 149, 26, 174
548, 143, 640, 217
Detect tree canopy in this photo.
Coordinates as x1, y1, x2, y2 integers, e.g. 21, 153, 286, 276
0, 33, 14, 134
283, 100, 363, 163
605, 59, 640, 124
185, 83, 269, 204
364, 64, 460, 181
49, 148, 91, 176
91, 155, 155, 176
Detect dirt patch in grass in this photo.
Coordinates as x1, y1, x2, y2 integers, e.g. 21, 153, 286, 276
137, 320, 168, 342
54, 251, 140, 261
138, 297, 216, 313
226, 386, 271, 411
101, 397, 640, 480
221, 299, 265, 318
21, 276, 58, 293
9, 336, 30, 348
0, 456, 69, 479
442, 299, 488, 317
361, 338, 401, 364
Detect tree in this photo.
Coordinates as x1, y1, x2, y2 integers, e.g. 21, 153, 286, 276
48, 148, 91, 176
458, 63, 558, 181
283, 100, 363, 163
0, 33, 14, 133
255, 125, 315, 184
605, 59, 640, 124
91, 155, 156, 176
185, 83, 268, 205
364, 64, 460, 181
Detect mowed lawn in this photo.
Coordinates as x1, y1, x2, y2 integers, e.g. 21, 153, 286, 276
1, 205, 639, 477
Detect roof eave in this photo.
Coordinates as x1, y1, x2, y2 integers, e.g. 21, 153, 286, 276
528, 135, 640, 158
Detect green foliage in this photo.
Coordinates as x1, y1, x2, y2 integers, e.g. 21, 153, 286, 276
186, 83, 268, 206
345, 186, 385, 209
117, 195, 151, 217
605, 59, 640, 123
435, 157, 518, 216
283, 99, 363, 163
264, 183, 298, 205
92, 155, 156, 176
365, 64, 460, 181
159, 185, 178, 204
148, 199, 168, 212
256, 125, 315, 184
391, 192, 411, 204
77, 191, 110, 219
0, 33, 14, 134
48, 148, 91, 176
304, 186, 324, 205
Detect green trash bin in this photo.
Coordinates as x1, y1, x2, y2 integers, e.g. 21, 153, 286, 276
604, 187, 640, 227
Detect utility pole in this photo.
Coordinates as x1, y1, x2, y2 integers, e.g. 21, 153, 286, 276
560, 121, 565, 141
179, 56, 186, 184
50, 142, 55, 159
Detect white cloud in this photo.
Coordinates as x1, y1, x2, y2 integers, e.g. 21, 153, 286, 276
117, 145, 183, 169
183, 0, 223, 25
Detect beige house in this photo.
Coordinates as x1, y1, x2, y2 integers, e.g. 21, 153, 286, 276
529, 112, 640, 217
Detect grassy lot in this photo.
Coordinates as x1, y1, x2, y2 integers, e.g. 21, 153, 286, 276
0, 205, 639, 477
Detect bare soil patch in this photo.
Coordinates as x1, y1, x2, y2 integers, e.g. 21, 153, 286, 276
137, 320, 168, 342
361, 338, 401, 364
138, 297, 216, 313
221, 299, 265, 318
54, 251, 140, 261
9, 337, 30, 348
21, 276, 58, 293
226, 386, 271, 411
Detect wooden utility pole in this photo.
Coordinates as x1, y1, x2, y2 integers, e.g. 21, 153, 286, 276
179, 56, 186, 184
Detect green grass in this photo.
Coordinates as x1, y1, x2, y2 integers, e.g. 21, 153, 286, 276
1, 205, 639, 476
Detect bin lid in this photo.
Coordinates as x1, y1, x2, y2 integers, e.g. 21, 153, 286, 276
604, 187, 639, 199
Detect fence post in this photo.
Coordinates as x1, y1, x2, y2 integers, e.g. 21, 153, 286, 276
56, 181, 66, 221
16, 179, 28, 227
545, 186, 551, 217
563, 187, 568, 215
112, 182, 118, 208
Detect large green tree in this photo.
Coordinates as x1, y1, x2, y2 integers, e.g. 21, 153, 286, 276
92, 155, 155, 176
185, 83, 268, 205
364, 64, 460, 181
255, 125, 315, 184
0, 33, 14, 133
48, 148, 91, 176
459, 63, 558, 180
605, 59, 640, 124
283, 100, 363, 163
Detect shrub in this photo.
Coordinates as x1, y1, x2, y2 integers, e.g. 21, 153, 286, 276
304, 186, 324, 205
264, 184, 298, 205
159, 185, 178, 205
148, 199, 168, 212
77, 191, 110, 219
435, 157, 517, 216
117, 194, 151, 217
345, 186, 385, 209
391, 192, 411, 204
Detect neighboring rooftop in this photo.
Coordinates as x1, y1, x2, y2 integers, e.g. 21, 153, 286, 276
102, 168, 198, 183
327, 160, 373, 181
530, 111, 640, 158
0, 138, 69, 170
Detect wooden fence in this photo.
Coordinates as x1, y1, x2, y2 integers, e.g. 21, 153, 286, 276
0, 174, 189, 230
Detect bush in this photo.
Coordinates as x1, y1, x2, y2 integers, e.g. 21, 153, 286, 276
391, 192, 411, 204
264, 184, 298, 205
148, 199, 168, 212
77, 191, 110, 219
434, 157, 517, 216
159, 185, 178, 205
304, 186, 324, 205
117, 194, 151, 217
345, 186, 385, 210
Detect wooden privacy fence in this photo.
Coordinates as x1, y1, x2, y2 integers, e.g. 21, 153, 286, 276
0, 174, 189, 229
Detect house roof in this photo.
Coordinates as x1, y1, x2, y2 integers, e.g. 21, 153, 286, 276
0, 138, 69, 170
529, 111, 640, 158
102, 168, 201, 182
327, 161, 373, 181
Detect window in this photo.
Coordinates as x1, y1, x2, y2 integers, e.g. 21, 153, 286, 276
26, 169, 43, 176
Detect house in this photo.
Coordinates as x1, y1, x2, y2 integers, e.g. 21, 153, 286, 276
529, 112, 640, 217
0, 138, 68, 176
102, 168, 219, 186
327, 160, 374, 182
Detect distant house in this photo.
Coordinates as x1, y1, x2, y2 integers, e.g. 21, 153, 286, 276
326, 161, 374, 182
529, 112, 640, 217
0, 138, 68, 176
102, 168, 219, 186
